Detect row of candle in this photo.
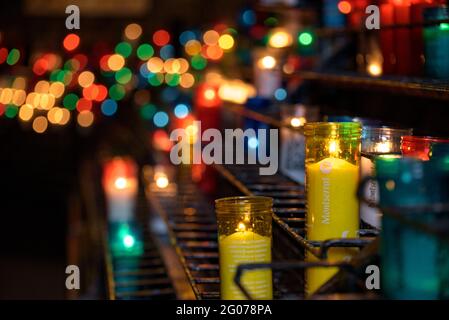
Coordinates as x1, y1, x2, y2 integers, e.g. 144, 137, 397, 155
214, 119, 449, 299
320, 1, 449, 78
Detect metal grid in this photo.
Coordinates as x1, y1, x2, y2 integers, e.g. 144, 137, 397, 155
143, 163, 377, 299
104, 195, 176, 300
145, 166, 221, 299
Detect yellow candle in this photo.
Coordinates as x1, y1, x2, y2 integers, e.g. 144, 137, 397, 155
219, 230, 272, 300
305, 157, 359, 295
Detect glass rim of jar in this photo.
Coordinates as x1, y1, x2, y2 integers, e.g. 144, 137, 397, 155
402, 135, 449, 144
362, 126, 412, 138
304, 122, 361, 138
215, 196, 273, 215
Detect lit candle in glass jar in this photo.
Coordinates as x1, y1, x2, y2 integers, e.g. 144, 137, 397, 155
360, 127, 412, 228
102, 157, 138, 223
216, 197, 273, 300
304, 122, 361, 295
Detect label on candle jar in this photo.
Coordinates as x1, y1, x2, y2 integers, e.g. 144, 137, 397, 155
305, 157, 359, 294
280, 128, 305, 184
306, 157, 359, 240
219, 231, 272, 300
360, 156, 381, 229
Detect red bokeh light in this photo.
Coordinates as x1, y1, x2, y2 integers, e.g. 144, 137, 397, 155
153, 30, 170, 46
338, 1, 352, 14
0, 48, 9, 64
76, 98, 93, 112
63, 33, 80, 51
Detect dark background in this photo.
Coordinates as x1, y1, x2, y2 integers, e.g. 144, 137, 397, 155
0, 0, 248, 299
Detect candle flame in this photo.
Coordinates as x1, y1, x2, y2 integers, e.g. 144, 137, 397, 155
237, 222, 246, 232
114, 177, 128, 190
204, 88, 216, 100
290, 117, 306, 127
329, 140, 340, 157
154, 172, 169, 189
375, 141, 392, 153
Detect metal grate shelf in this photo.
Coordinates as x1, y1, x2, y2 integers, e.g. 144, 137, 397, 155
104, 196, 177, 300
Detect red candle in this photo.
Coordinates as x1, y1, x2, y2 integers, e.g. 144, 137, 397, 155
401, 136, 449, 160
394, 0, 412, 75
348, 0, 369, 28
380, 2, 396, 74
194, 83, 221, 133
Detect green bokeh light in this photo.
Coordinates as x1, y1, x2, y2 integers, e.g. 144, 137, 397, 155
140, 103, 157, 120
115, 67, 132, 84
109, 84, 126, 101
6, 49, 20, 65
440, 23, 449, 30
137, 44, 154, 60
165, 73, 180, 87
191, 55, 207, 70
115, 42, 132, 58
63, 93, 79, 110
298, 32, 313, 46
148, 73, 164, 86
5, 105, 18, 118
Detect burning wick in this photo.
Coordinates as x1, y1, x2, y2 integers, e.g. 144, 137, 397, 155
114, 177, 128, 190
237, 222, 246, 232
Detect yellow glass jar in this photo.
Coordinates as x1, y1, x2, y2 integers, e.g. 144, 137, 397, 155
216, 196, 273, 300
304, 122, 361, 295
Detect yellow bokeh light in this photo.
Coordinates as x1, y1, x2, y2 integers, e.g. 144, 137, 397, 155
48, 107, 64, 124
268, 29, 293, 48
19, 104, 34, 121
59, 108, 71, 125
218, 80, 256, 104
185, 40, 202, 56
177, 58, 189, 74
12, 77, 27, 90
77, 110, 94, 127
32, 116, 48, 133
124, 23, 142, 40
35, 80, 50, 94
0, 88, 13, 104
257, 56, 276, 69
78, 71, 95, 88
218, 34, 234, 50
12, 89, 26, 106
147, 57, 164, 73
107, 54, 125, 71
39, 94, 56, 110
180, 73, 195, 88
26, 92, 41, 107
203, 30, 220, 45
163, 58, 178, 74
49, 82, 65, 98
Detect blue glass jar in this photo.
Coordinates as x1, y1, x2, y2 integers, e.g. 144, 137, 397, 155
431, 142, 449, 159
424, 6, 449, 79
374, 156, 449, 299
